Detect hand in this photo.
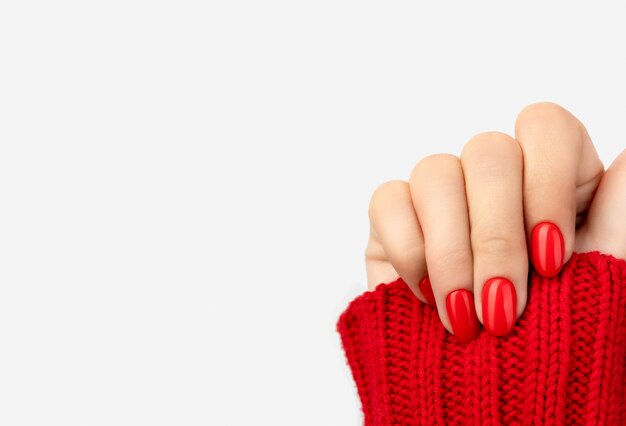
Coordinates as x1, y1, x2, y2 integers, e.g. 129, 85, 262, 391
365, 102, 626, 343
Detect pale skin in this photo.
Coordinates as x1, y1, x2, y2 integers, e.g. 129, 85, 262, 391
366, 102, 626, 339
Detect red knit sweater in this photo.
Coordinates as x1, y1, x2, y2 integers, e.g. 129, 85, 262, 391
337, 251, 626, 425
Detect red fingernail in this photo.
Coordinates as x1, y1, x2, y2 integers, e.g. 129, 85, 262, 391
445, 289, 481, 343
482, 277, 517, 336
531, 221, 564, 277
418, 277, 436, 307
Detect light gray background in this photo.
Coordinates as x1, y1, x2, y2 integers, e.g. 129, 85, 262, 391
1, 1, 625, 425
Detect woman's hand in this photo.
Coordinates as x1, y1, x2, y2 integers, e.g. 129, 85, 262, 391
365, 102, 626, 343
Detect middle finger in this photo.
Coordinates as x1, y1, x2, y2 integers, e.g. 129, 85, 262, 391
461, 131, 528, 337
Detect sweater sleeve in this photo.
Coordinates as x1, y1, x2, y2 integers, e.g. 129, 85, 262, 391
336, 251, 626, 425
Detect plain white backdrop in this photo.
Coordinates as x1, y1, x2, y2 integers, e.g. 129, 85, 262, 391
1, 1, 625, 425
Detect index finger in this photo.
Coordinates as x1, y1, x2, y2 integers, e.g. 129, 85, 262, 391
514, 102, 604, 277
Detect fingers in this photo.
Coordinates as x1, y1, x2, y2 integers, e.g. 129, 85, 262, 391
366, 180, 430, 303
460, 132, 528, 336
515, 102, 604, 277
576, 149, 626, 260
409, 154, 478, 341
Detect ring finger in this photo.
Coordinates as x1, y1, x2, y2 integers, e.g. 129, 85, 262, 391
410, 154, 479, 343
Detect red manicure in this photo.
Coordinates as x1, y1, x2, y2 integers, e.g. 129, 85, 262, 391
482, 277, 517, 336
419, 277, 436, 307
446, 289, 481, 343
531, 221, 565, 277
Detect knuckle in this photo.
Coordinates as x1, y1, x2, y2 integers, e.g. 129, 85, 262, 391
427, 246, 471, 272
462, 131, 519, 161
368, 180, 407, 220
410, 153, 459, 182
364, 236, 385, 261
393, 243, 425, 271
515, 102, 572, 132
472, 233, 522, 259
610, 149, 626, 172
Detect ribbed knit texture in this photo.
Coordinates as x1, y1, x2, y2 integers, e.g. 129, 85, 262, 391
337, 251, 626, 425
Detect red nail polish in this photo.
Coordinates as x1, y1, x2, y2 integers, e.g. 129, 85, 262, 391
446, 289, 481, 343
418, 277, 436, 307
531, 221, 565, 277
482, 277, 517, 336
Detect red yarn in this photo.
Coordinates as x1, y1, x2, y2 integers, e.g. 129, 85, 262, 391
337, 251, 626, 425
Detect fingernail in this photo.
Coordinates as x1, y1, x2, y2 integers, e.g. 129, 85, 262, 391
418, 277, 436, 306
531, 221, 565, 277
445, 289, 481, 343
482, 277, 517, 336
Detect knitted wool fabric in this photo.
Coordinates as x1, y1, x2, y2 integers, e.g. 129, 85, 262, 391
336, 251, 626, 425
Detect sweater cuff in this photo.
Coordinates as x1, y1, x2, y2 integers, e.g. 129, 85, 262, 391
337, 251, 626, 425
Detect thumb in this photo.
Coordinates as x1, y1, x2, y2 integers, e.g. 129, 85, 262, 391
575, 149, 626, 260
